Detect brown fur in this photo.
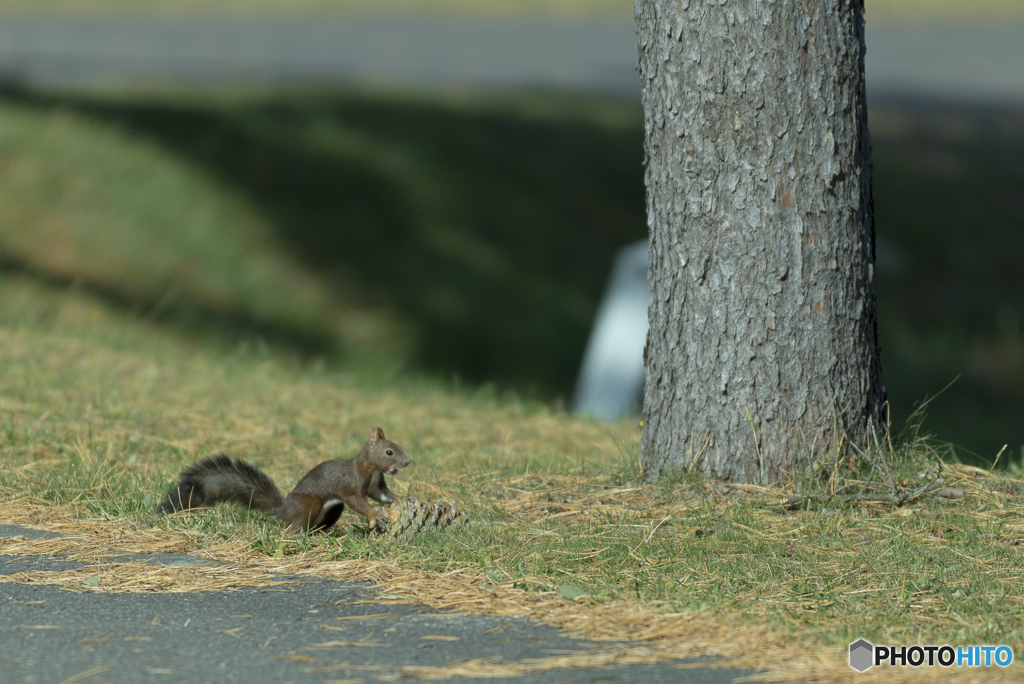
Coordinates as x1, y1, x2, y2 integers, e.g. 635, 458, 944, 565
159, 427, 411, 532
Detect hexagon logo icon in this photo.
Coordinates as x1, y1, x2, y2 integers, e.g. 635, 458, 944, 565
849, 639, 874, 672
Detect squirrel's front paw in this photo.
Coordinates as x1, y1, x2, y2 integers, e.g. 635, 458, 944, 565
369, 515, 390, 534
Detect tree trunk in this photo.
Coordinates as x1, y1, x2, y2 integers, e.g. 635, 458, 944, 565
636, 0, 885, 484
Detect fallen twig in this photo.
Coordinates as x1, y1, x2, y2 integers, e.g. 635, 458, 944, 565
782, 477, 946, 508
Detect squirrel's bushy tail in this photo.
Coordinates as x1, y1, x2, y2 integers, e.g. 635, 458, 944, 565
159, 455, 284, 514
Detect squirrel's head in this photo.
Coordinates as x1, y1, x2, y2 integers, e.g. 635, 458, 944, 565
367, 426, 411, 473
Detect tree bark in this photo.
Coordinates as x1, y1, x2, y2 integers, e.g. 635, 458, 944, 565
636, 0, 885, 484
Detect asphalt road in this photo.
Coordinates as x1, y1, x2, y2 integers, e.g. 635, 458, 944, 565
1, 525, 776, 684
0, 12, 1021, 103
0, 14, 639, 95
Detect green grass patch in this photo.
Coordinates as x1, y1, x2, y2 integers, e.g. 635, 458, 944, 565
0, 52, 1021, 680
0, 94, 336, 353
1, 86, 1021, 462
0, 86, 647, 395
1, 273, 1022, 662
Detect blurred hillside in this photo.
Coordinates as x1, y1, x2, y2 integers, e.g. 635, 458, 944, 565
0, 1, 1022, 465
0, 89, 646, 396
1, 86, 1021, 465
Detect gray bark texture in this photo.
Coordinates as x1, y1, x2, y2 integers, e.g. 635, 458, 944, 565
636, 0, 885, 484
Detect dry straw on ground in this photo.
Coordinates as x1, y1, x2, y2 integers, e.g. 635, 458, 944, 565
0, 497, 1017, 683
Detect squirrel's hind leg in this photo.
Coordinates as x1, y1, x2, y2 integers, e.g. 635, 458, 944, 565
281, 494, 345, 532
310, 499, 345, 531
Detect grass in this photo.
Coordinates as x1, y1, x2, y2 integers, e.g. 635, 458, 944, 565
0, 87, 646, 396
0, 83, 1022, 679
1, 86, 1021, 461
0, 94, 335, 353
0, 271, 1022, 681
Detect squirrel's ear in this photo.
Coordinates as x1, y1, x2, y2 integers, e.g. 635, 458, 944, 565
369, 426, 385, 443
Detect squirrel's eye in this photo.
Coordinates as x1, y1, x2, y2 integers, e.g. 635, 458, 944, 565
386, 449, 394, 456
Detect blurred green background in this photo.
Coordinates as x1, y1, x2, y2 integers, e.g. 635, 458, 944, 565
0, 1, 1022, 466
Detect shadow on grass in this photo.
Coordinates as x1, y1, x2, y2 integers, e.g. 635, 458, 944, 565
870, 97, 1024, 463
0, 252, 340, 359
0, 86, 648, 396
1, 87, 1022, 464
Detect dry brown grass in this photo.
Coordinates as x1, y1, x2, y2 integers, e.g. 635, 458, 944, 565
0, 317, 627, 481
2, 277, 1023, 682
2, 472, 1022, 684
0, 507, 1014, 684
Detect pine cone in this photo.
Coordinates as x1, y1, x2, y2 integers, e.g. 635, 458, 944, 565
369, 497, 468, 539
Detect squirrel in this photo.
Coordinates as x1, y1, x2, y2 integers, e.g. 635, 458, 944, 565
158, 426, 411, 533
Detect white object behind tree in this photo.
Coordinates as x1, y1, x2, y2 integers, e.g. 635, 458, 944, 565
573, 240, 649, 420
